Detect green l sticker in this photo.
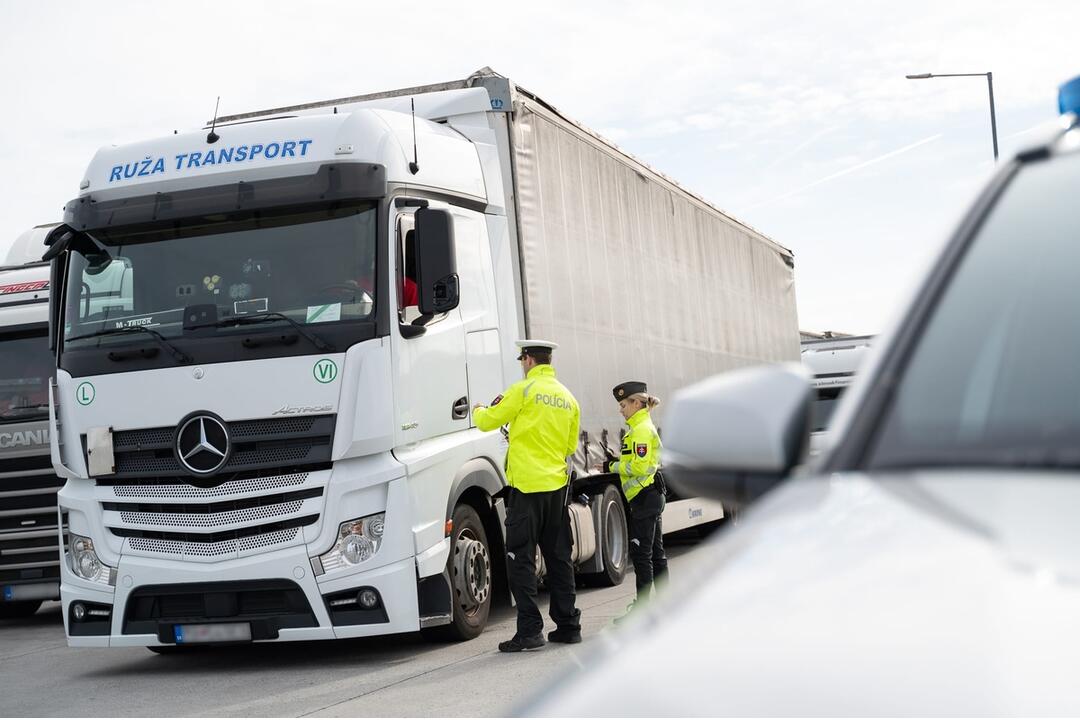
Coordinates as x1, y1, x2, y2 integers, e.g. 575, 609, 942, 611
313, 358, 338, 384
76, 381, 96, 406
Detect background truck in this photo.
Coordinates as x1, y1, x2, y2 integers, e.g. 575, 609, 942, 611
45, 68, 799, 648
0, 224, 62, 618
800, 334, 873, 456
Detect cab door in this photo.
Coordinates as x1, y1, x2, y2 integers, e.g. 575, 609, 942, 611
390, 201, 469, 447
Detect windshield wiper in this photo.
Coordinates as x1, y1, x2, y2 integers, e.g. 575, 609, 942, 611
201, 313, 334, 352
66, 326, 192, 364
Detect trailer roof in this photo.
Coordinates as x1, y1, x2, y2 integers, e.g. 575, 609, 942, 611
214, 68, 791, 258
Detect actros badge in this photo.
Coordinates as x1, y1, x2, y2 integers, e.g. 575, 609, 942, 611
175, 413, 231, 475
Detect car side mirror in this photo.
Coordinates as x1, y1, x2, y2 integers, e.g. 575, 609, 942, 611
663, 363, 812, 507
414, 207, 459, 316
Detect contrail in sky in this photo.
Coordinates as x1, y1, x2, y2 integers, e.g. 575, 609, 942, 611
743, 133, 944, 211
761, 126, 838, 172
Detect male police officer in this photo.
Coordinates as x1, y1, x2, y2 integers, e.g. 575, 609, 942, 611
473, 340, 582, 652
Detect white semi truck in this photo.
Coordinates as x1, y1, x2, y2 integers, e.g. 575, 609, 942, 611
0, 225, 62, 618
801, 335, 873, 456
45, 69, 799, 649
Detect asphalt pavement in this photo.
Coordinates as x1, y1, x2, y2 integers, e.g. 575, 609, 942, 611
0, 540, 710, 717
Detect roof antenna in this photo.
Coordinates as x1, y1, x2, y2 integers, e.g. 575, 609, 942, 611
207, 96, 221, 144
408, 98, 420, 175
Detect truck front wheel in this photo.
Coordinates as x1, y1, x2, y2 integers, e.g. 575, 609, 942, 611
424, 503, 492, 641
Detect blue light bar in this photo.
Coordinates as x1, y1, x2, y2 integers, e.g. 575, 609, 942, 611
1058, 75, 1080, 115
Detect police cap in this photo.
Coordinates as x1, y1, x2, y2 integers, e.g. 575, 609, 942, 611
515, 339, 558, 360
612, 381, 648, 400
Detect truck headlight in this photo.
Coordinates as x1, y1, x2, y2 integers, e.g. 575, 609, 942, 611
68, 534, 116, 586
317, 513, 385, 573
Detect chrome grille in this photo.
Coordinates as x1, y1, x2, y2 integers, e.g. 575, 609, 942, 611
95, 415, 334, 560
118, 500, 306, 528
112, 427, 173, 451
229, 417, 318, 438
238, 529, 301, 552
102, 470, 323, 561
101, 414, 335, 480
0, 453, 62, 583
110, 472, 308, 499
127, 528, 301, 558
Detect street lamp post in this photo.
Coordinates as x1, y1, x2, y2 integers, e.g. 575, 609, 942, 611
906, 72, 999, 161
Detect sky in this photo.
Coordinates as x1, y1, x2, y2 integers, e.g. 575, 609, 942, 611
0, 0, 1076, 335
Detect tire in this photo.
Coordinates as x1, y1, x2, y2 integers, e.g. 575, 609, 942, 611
0, 600, 42, 619
582, 484, 628, 588
422, 503, 492, 641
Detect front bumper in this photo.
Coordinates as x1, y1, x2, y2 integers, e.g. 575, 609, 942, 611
62, 543, 420, 647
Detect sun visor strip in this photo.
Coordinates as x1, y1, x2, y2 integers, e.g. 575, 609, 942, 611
62, 163, 387, 232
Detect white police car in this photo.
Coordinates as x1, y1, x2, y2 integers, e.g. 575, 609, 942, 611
524, 76, 1080, 716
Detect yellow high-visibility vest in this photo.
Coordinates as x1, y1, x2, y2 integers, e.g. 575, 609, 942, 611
609, 408, 661, 501
474, 365, 580, 493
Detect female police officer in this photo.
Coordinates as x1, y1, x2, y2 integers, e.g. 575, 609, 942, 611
606, 381, 668, 615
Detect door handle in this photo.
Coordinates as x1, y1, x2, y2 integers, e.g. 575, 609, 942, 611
452, 396, 469, 420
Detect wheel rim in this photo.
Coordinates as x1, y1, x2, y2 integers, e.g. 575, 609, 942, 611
453, 527, 491, 616
603, 497, 626, 571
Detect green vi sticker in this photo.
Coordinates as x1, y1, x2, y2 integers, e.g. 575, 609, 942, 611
313, 358, 338, 384
76, 381, 96, 406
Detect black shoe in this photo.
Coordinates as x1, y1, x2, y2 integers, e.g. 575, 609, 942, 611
498, 634, 545, 653
547, 628, 582, 644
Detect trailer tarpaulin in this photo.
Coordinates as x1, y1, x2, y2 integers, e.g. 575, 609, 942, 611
510, 99, 799, 471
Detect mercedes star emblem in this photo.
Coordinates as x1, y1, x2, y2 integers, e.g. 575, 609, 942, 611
175, 414, 230, 475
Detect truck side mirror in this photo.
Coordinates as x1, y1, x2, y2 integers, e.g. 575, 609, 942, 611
414, 207, 459, 316
662, 363, 812, 508
43, 224, 114, 351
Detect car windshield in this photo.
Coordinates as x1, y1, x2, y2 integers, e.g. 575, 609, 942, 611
868, 148, 1080, 470
0, 330, 52, 423
63, 202, 377, 350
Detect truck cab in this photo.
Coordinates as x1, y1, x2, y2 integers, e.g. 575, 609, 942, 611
0, 245, 61, 618
48, 101, 512, 647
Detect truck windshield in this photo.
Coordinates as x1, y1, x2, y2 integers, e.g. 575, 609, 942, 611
62, 202, 377, 358
0, 331, 52, 423
867, 149, 1080, 470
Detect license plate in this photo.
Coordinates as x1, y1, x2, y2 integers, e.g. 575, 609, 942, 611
173, 622, 252, 644
3, 582, 58, 601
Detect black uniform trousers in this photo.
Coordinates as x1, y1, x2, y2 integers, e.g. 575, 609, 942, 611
628, 483, 668, 594
503, 486, 581, 638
